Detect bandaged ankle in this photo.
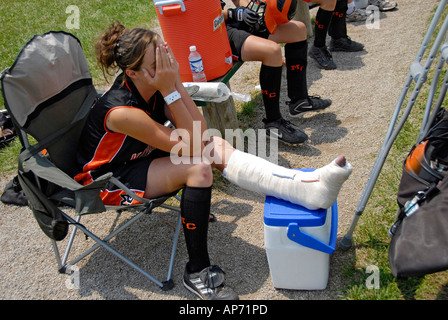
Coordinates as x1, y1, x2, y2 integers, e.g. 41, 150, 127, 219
224, 150, 352, 210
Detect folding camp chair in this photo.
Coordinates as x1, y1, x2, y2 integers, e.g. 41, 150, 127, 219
0, 31, 183, 290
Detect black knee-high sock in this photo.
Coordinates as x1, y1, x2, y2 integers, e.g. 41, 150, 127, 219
329, 0, 348, 40
285, 40, 308, 103
181, 186, 212, 273
259, 64, 283, 122
314, 8, 333, 48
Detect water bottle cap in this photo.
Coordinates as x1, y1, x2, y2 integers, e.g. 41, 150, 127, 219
189, 46, 197, 51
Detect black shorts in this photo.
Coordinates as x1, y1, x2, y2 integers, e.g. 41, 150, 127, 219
101, 149, 170, 206
226, 24, 270, 61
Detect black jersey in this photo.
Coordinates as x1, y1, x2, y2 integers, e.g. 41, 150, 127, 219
74, 73, 168, 185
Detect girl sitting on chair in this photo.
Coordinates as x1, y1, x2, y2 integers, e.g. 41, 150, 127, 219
74, 22, 352, 300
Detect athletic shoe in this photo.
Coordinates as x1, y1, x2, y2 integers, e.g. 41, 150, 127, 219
183, 265, 239, 300
263, 117, 308, 145
288, 96, 332, 118
309, 45, 337, 70
346, 7, 368, 22
369, 0, 397, 11
330, 36, 364, 52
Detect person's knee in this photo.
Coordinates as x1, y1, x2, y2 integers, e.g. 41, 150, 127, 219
204, 136, 234, 171
264, 42, 283, 65
190, 161, 213, 187
314, 0, 337, 10
275, 21, 306, 42
270, 42, 283, 57
292, 20, 307, 41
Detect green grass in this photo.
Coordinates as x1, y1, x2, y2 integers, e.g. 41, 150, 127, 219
0, 0, 157, 92
0, 0, 158, 172
236, 92, 262, 130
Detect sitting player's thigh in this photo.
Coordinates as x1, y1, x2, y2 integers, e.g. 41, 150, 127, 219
268, 20, 307, 44
144, 155, 213, 199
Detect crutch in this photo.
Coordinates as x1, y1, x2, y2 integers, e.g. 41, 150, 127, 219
340, 0, 448, 250
419, 35, 448, 141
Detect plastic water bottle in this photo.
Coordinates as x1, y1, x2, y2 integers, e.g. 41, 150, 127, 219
189, 46, 207, 82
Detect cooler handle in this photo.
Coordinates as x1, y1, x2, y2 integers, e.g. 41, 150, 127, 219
286, 202, 338, 255
153, 0, 186, 15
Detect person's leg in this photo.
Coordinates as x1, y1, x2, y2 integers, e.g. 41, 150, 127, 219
346, 0, 368, 23
240, 36, 283, 123
346, 0, 355, 15
270, 21, 332, 117
309, 0, 338, 69
328, 0, 348, 40
329, 0, 364, 51
369, 0, 397, 12
313, 0, 337, 47
259, 64, 283, 122
144, 156, 213, 198
208, 137, 353, 211
145, 157, 238, 300
145, 157, 213, 272
240, 35, 309, 145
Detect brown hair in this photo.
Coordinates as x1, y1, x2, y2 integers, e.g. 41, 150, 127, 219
95, 22, 158, 83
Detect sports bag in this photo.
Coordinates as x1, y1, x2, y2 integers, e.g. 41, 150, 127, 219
388, 108, 448, 278
0, 109, 16, 147
389, 174, 448, 278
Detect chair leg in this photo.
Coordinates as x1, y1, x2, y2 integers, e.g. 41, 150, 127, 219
61, 211, 169, 287
54, 206, 183, 290
51, 215, 81, 274
162, 209, 182, 291
51, 239, 63, 272
59, 215, 82, 273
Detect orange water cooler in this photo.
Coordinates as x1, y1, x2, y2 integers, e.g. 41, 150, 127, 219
154, 0, 233, 82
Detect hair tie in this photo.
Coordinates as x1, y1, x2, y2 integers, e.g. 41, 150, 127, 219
115, 41, 123, 58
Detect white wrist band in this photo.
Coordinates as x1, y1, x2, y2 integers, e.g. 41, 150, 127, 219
164, 90, 181, 105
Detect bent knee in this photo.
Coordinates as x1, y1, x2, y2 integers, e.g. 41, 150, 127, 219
270, 43, 283, 57
264, 42, 283, 63
272, 21, 307, 43
290, 20, 307, 40
314, 0, 337, 10
189, 161, 213, 187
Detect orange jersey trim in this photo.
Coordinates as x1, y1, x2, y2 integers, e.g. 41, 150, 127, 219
100, 188, 146, 206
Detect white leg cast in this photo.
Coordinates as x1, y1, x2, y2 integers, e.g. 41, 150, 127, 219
223, 150, 353, 210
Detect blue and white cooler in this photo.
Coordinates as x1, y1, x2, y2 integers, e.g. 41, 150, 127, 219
263, 177, 338, 290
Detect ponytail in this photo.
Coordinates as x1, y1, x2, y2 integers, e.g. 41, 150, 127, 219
95, 21, 158, 82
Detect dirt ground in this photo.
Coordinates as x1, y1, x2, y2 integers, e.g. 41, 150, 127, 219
0, 0, 441, 301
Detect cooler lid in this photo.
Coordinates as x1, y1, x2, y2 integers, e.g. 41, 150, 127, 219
263, 195, 328, 227
263, 168, 328, 227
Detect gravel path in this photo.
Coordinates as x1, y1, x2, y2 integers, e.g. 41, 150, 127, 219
0, 0, 440, 300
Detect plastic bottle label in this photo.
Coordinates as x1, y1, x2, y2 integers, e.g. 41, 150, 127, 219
189, 58, 204, 73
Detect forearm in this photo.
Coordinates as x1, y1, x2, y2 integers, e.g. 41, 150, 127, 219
176, 81, 208, 137
166, 98, 204, 157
